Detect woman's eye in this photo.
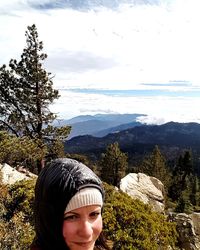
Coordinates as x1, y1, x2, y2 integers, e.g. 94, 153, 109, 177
90, 211, 101, 218
64, 215, 78, 221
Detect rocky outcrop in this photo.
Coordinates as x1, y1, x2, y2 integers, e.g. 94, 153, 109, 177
120, 173, 165, 213
120, 173, 200, 249
190, 213, 200, 240
168, 213, 200, 250
0, 163, 37, 185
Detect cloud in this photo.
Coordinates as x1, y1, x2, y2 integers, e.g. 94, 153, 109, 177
27, 0, 164, 11
1, 0, 200, 122
28, 0, 67, 10
2, 0, 200, 87
46, 50, 118, 73
51, 90, 200, 124
79, 108, 115, 114
141, 81, 191, 87
0, 0, 163, 15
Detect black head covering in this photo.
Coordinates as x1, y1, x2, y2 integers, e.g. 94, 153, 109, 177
33, 158, 104, 250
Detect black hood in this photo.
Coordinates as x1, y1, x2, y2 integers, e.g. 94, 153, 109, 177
33, 158, 104, 250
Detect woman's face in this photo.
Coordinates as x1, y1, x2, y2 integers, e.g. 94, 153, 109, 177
63, 205, 103, 250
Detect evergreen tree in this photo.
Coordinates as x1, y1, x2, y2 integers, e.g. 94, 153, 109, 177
141, 145, 170, 187
168, 155, 183, 201
100, 142, 128, 187
175, 191, 193, 214
168, 150, 196, 207
0, 24, 70, 172
182, 150, 194, 178
189, 175, 199, 206
198, 177, 200, 207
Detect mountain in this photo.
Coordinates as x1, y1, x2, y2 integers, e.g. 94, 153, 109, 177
93, 121, 142, 137
66, 115, 96, 124
55, 113, 146, 139
64, 122, 200, 170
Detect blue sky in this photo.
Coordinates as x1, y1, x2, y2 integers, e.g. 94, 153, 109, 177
1, 0, 200, 124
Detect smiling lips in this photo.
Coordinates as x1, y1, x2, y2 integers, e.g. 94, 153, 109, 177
75, 241, 92, 247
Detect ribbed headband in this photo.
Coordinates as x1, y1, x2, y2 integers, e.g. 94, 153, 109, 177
64, 187, 103, 213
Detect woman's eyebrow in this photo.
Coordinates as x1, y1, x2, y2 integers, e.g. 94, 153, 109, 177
93, 208, 101, 211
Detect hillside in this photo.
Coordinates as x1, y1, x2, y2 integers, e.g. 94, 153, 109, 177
64, 122, 200, 172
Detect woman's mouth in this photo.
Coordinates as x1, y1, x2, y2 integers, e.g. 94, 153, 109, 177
75, 241, 92, 247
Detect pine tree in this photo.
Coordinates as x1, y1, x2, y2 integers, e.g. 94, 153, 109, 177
100, 142, 128, 187
141, 145, 170, 187
0, 24, 71, 172
182, 150, 193, 178
168, 150, 195, 204
189, 175, 199, 206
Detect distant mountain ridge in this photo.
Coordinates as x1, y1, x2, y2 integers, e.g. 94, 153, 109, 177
54, 113, 146, 139
93, 121, 142, 137
64, 122, 200, 168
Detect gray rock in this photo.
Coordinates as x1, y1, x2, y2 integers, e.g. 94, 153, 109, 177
190, 213, 200, 249
0, 163, 37, 185
120, 173, 165, 213
168, 213, 200, 250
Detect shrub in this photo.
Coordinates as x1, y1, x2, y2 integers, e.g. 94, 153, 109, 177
0, 179, 36, 249
0, 131, 47, 171
103, 183, 178, 250
0, 212, 34, 250
4, 179, 36, 225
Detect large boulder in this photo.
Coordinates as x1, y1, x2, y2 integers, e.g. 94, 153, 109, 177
0, 163, 37, 185
120, 173, 165, 213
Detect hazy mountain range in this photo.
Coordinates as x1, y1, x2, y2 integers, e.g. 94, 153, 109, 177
55, 113, 146, 139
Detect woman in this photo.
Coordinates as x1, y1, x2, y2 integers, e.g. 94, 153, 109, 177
31, 158, 110, 250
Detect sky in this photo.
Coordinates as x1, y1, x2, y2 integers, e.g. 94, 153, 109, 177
1, 0, 200, 124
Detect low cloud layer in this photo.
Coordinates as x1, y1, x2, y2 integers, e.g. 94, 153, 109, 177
51, 90, 200, 124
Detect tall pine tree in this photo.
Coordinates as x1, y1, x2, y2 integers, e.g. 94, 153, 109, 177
100, 142, 128, 187
0, 24, 70, 172
141, 145, 170, 187
168, 150, 195, 203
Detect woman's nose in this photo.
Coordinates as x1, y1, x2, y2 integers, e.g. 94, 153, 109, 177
78, 220, 93, 238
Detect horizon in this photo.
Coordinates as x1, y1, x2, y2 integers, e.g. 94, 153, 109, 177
1, 0, 200, 124
56, 113, 200, 126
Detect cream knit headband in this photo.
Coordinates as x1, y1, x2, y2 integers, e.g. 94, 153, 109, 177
64, 187, 103, 213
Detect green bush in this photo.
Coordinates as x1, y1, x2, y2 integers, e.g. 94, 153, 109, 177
0, 212, 35, 250
4, 179, 36, 225
0, 131, 47, 171
103, 183, 178, 250
0, 179, 36, 249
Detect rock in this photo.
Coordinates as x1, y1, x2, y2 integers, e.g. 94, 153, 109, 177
120, 173, 165, 213
190, 213, 200, 249
168, 213, 200, 250
0, 163, 37, 185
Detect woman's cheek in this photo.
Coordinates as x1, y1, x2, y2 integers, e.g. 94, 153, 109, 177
93, 216, 103, 239
62, 221, 75, 242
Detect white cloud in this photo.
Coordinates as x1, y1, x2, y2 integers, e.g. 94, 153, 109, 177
50, 90, 200, 124
1, 0, 200, 122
